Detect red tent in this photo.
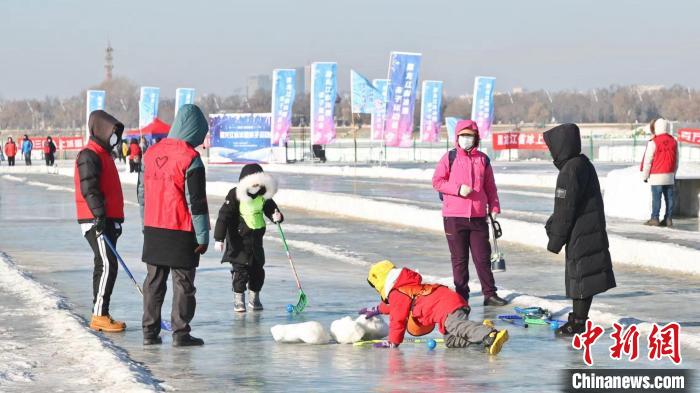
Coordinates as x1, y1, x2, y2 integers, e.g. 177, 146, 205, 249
124, 118, 171, 143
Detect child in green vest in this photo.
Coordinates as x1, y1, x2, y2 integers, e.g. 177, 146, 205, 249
213, 164, 284, 312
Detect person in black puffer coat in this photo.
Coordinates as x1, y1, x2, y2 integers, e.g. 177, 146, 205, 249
543, 123, 616, 336
213, 164, 283, 313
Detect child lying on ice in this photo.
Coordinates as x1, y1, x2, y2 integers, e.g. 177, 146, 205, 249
213, 164, 283, 312
360, 260, 509, 354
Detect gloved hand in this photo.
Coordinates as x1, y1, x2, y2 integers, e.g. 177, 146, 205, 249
93, 217, 106, 237
194, 244, 208, 255
373, 340, 398, 349
214, 241, 225, 252
459, 184, 472, 197
272, 209, 283, 224
358, 306, 380, 319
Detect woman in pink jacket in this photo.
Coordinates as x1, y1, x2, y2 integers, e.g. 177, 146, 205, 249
432, 119, 507, 307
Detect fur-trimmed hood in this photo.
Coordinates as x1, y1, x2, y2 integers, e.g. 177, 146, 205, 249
236, 171, 278, 202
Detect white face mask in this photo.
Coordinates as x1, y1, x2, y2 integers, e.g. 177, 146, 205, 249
458, 135, 475, 150
109, 133, 119, 147
248, 185, 261, 194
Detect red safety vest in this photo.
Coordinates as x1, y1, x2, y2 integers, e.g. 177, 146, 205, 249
143, 139, 199, 232
649, 134, 677, 174
43, 144, 51, 154
74, 140, 124, 220
396, 283, 444, 336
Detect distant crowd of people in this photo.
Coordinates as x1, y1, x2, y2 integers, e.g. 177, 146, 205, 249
2, 134, 55, 167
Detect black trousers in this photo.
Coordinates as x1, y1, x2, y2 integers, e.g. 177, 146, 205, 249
143, 264, 197, 339
84, 222, 121, 316
7, 156, 15, 166
45, 153, 54, 166
231, 259, 265, 293
573, 297, 593, 319
24, 153, 31, 165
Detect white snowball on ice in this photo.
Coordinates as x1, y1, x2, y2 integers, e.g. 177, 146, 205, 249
330, 316, 365, 344
270, 321, 330, 345
355, 315, 389, 340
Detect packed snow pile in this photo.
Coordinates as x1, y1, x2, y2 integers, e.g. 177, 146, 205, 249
0, 252, 159, 391
329, 315, 388, 344
330, 317, 365, 344
270, 321, 331, 344
604, 163, 700, 220
355, 315, 389, 340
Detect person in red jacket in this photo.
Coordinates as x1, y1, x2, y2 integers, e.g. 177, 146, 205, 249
641, 118, 679, 227
129, 139, 142, 173
4, 137, 17, 166
361, 260, 509, 354
74, 110, 126, 333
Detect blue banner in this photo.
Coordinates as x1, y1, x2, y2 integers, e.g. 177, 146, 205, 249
310, 62, 337, 145
471, 76, 496, 138
85, 90, 105, 141
175, 88, 195, 116
209, 113, 272, 163
271, 69, 296, 146
420, 80, 443, 143
351, 70, 382, 114
139, 86, 160, 129
371, 79, 389, 141
446, 117, 462, 143
384, 52, 422, 147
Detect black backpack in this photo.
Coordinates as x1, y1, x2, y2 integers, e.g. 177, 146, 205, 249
438, 149, 490, 201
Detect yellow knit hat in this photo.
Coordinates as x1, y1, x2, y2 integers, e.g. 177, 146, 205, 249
367, 260, 396, 298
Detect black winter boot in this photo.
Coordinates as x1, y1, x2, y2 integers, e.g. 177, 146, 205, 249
555, 313, 587, 337
483, 295, 508, 306
173, 334, 204, 347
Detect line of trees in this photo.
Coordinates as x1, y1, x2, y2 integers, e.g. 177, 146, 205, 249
2, 77, 700, 131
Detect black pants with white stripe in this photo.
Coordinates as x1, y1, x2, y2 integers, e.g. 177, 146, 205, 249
84, 222, 121, 316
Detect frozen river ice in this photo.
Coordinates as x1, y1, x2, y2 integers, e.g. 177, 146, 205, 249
0, 171, 698, 392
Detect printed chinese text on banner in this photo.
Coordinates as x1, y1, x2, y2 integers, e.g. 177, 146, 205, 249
209, 113, 272, 164
420, 80, 443, 143
471, 76, 496, 139
384, 52, 422, 147
139, 86, 160, 129
371, 79, 390, 141
310, 62, 337, 145
351, 70, 382, 114
492, 132, 548, 150
678, 128, 700, 145
271, 69, 297, 146
175, 88, 196, 117
85, 90, 105, 141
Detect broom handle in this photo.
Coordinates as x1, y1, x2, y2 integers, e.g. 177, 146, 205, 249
101, 234, 144, 296
276, 223, 303, 290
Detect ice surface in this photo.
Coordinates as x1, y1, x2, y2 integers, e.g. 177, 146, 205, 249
330, 317, 365, 344
271, 321, 331, 344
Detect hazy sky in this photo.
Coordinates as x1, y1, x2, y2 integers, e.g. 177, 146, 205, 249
2, 0, 699, 99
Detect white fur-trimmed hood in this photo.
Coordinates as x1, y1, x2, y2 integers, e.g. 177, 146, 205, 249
236, 171, 278, 202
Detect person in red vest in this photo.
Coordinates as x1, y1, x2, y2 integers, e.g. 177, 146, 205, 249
138, 104, 210, 347
129, 139, 142, 173
641, 118, 679, 227
44, 136, 56, 167
4, 137, 17, 166
361, 260, 509, 354
74, 110, 126, 332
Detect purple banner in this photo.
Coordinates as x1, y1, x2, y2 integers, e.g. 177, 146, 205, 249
310, 62, 337, 145
384, 52, 422, 147
420, 80, 443, 143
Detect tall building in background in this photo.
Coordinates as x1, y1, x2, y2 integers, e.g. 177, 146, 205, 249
295, 66, 306, 96
104, 42, 114, 81
246, 74, 272, 98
